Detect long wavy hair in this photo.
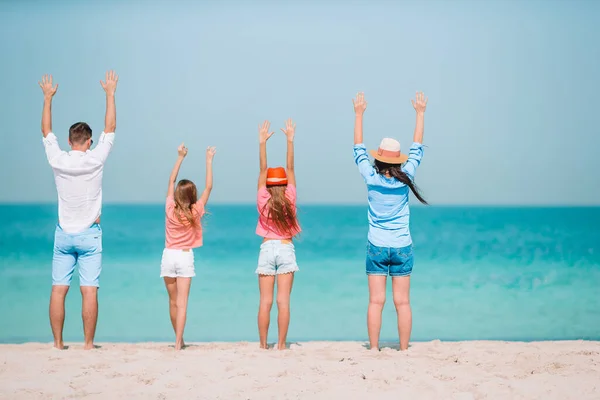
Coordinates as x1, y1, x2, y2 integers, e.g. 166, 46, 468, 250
260, 185, 300, 238
174, 179, 200, 227
374, 160, 428, 204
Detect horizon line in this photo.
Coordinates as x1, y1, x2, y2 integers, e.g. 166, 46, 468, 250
0, 202, 599, 208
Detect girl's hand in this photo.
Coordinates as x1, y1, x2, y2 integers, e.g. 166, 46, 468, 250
280, 118, 296, 142
206, 146, 217, 162
353, 92, 367, 115
411, 92, 428, 114
258, 120, 274, 144
178, 143, 188, 158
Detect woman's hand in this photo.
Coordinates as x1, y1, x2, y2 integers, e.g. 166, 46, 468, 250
411, 92, 428, 114
280, 118, 296, 142
178, 143, 188, 158
353, 92, 367, 115
258, 120, 274, 144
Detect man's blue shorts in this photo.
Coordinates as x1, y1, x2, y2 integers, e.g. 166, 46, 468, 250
52, 224, 102, 287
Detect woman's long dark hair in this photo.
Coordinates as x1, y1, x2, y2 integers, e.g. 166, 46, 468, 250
374, 160, 428, 204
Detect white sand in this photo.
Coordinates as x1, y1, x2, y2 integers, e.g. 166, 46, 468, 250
0, 341, 599, 399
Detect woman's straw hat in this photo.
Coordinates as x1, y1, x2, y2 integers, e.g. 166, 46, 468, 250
369, 138, 408, 164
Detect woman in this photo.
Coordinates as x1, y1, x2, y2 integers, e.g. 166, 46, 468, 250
352, 92, 428, 351
255, 119, 301, 350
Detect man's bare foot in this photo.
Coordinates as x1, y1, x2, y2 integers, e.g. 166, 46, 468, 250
259, 343, 269, 350
369, 346, 379, 352
83, 343, 95, 350
276, 344, 287, 350
53, 342, 64, 350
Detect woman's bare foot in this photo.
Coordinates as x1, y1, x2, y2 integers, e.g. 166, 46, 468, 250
53, 341, 64, 350
175, 339, 185, 350
83, 343, 95, 350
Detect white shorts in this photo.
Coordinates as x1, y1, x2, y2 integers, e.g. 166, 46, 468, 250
160, 248, 195, 278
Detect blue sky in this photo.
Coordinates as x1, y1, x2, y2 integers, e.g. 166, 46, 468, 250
1, 0, 598, 205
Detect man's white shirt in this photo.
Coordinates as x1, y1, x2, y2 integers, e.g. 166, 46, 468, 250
43, 132, 115, 234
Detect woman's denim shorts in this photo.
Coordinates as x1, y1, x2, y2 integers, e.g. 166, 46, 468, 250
366, 241, 413, 277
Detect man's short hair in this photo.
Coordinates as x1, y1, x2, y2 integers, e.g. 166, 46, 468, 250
69, 122, 92, 145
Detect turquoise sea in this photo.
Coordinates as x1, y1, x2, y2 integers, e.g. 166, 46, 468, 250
0, 205, 599, 344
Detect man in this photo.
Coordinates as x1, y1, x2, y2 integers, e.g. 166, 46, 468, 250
39, 71, 118, 350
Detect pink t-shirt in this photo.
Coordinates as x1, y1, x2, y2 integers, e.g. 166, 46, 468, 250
256, 185, 301, 239
165, 196, 205, 249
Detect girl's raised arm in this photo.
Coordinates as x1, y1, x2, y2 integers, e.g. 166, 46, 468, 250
258, 120, 274, 189
353, 92, 367, 144
167, 143, 187, 197
197, 147, 216, 207
281, 118, 296, 187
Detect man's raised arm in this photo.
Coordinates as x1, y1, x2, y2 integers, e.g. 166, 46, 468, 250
39, 75, 58, 138
100, 70, 118, 133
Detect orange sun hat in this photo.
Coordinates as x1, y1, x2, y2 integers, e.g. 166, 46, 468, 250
266, 167, 288, 186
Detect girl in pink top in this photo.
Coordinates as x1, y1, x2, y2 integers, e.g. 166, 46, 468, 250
162, 143, 216, 350
256, 119, 301, 350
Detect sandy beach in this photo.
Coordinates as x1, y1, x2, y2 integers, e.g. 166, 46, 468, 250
0, 341, 598, 399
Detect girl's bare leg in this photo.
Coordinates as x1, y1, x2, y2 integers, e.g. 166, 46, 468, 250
276, 272, 294, 350
392, 276, 412, 350
174, 277, 192, 350
258, 275, 275, 349
163, 277, 178, 335
367, 275, 387, 351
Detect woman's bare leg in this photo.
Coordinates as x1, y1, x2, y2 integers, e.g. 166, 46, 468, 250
367, 275, 387, 351
392, 276, 412, 350
258, 275, 275, 349
174, 277, 192, 350
276, 272, 294, 350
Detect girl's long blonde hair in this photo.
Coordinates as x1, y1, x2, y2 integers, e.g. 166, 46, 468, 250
174, 179, 199, 227
260, 185, 300, 238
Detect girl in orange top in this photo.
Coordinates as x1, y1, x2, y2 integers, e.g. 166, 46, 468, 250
256, 119, 301, 350
162, 143, 216, 350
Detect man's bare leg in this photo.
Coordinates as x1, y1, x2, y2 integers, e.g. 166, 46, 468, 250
81, 286, 98, 350
49, 285, 69, 349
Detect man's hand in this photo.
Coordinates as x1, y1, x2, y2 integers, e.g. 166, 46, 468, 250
280, 118, 296, 142
100, 70, 119, 96
206, 146, 217, 162
353, 92, 367, 115
411, 92, 428, 114
39, 75, 58, 99
258, 120, 274, 144
178, 143, 188, 158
